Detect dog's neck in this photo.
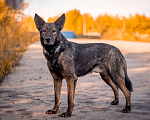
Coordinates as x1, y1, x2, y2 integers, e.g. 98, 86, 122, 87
43, 33, 67, 61
43, 42, 62, 56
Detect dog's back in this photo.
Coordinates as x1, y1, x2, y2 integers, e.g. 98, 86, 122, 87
72, 43, 120, 75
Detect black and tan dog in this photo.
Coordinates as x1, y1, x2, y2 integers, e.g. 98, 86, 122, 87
34, 13, 133, 117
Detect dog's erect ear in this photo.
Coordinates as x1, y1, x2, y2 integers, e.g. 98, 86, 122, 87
34, 13, 45, 31
54, 14, 65, 31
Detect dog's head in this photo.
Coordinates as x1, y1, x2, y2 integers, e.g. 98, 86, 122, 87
34, 13, 65, 45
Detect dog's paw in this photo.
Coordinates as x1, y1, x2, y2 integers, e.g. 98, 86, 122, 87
111, 100, 119, 105
122, 106, 131, 113
58, 111, 72, 117
46, 109, 57, 114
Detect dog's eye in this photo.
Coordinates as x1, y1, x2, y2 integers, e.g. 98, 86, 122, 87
42, 30, 46, 32
52, 30, 56, 33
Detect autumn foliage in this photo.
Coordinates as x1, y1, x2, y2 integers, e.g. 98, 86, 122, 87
48, 9, 150, 42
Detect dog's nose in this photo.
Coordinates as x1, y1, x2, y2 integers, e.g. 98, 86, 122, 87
46, 37, 51, 41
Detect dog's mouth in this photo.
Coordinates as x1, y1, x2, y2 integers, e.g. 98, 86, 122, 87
44, 39, 55, 45
44, 41, 51, 45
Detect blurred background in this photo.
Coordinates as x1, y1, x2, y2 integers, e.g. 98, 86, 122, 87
0, 0, 150, 79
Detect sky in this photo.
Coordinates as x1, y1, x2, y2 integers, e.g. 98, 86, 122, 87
24, 0, 150, 21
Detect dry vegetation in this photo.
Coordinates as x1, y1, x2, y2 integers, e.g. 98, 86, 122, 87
0, 0, 38, 80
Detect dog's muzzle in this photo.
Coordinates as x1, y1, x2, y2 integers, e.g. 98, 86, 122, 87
44, 37, 52, 45
46, 37, 51, 42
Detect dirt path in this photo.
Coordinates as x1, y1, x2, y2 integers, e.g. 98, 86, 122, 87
0, 39, 150, 120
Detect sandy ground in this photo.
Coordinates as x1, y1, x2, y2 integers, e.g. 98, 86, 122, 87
0, 39, 150, 120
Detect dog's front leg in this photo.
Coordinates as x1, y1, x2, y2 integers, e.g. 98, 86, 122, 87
46, 71, 63, 114
59, 75, 77, 117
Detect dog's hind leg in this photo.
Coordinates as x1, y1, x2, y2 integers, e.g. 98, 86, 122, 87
99, 67, 119, 105
46, 71, 63, 114
107, 54, 131, 113
116, 76, 131, 113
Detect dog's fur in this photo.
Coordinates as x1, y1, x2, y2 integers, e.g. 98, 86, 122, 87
34, 13, 133, 117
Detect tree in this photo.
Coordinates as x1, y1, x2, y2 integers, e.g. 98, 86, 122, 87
94, 14, 113, 35
64, 9, 82, 34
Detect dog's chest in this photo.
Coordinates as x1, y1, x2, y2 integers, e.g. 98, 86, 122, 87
48, 56, 61, 71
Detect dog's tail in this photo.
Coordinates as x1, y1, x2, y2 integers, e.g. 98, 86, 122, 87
125, 74, 133, 92
124, 65, 133, 92
122, 57, 133, 92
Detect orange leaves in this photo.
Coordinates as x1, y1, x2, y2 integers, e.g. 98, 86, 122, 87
46, 10, 150, 41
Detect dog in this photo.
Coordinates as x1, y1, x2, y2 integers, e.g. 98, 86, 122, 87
34, 13, 133, 117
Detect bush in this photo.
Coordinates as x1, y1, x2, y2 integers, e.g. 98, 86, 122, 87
0, 0, 38, 80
